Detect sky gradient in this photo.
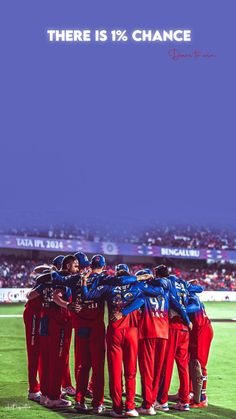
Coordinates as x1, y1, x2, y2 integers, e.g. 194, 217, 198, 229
0, 0, 235, 232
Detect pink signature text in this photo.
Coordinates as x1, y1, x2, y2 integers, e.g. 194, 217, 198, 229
169, 48, 216, 61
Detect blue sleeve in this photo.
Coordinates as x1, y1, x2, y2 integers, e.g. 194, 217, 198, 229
138, 282, 164, 297
122, 297, 145, 316
116, 275, 137, 286
187, 301, 201, 314
51, 271, 64, 282
187, 284, 204, 293
89, 277, 100, 291
35, 272, 52, 285
82, 283, 108, 300
53, 272, 81, 287
66, 287, 72, 300
150, 278, 169, 290
34, 283, 46, 294
169, 284, 191, 326
98, 275, 137, 286
97, 274, 116, 285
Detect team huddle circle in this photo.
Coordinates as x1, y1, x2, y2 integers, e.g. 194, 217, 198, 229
24, 253, 213, 415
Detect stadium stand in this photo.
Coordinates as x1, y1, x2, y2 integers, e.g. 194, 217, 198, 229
1, 223, 236, 250
0, 256, 235, 291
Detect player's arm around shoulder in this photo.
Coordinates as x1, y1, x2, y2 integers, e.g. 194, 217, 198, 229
81, 270, 108, 300
26, 283, 45, 300
53, 288, 67, 308
53, 288, 81, 312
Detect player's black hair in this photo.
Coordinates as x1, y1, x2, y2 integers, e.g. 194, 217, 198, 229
62, 255, 77, 270
116, 270, 130, 277
154, 264, 169, 278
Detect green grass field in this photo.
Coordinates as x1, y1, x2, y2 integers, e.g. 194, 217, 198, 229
0, 302, 236, 418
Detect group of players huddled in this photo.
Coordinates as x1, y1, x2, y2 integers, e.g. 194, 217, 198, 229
24, 252, 213, 416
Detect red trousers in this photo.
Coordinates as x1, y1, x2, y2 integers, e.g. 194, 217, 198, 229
23, 310, 41, 393
160, 328, 189, 404
75, 323, 105, 407
39, 309, 73, 398
189, 323, 214, 393
138, 338, 167, 408
39, 311, 50, 397
61, 322, 73, 388
47, 315, 72, 400
107, 326, 138, 414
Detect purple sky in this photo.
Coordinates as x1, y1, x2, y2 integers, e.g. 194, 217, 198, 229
0, 0, 235, 232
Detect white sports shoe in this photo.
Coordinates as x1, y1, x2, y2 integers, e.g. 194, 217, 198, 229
154, 402, 169, 411
125, 409, 139, 417
189, 392, 194, 401
93, 404, 106, 414
172, 402, 190, 411
28, 391, 41, 402
45, 398, 72, 408
61, 386, 76, 396
137, 405, 156, 415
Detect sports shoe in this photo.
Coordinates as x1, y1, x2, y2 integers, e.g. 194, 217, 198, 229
154, 402, 169, 412
93, 404, 106, 414
39, 395, 48, 405
75, 402, 89, 412
125, 409, 139, 417
61, 386, 76, 396
190, 397, 208, 408
46, 398, 72, 408
137, 405, 156, 415
110, 410, 124, 418
168, 392, 179, 402
28, 391, 41, 402
172, 402, 190, 411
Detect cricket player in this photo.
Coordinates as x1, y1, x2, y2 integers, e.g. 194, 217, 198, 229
60, 252, 91, 398
23, 254, 64, 402
52, 255, 76, 397
26, 273, 55, 404
23, 286, 43, 401
154, 265, 194, 412
46, 255, 80, 407
187, 281, 213, 408
81, 264, 162, 418
34, 255, 79, 407
133, 269, 169, 415
71, 252, 105, 413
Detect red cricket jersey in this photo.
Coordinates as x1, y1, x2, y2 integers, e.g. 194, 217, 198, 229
189, 304, 211, 330
72, 276, 105, 328
138, 295, 169, 339
24, 295, 43, 315
169, 308, 189, 331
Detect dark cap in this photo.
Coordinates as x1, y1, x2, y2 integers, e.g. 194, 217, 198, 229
91, 254, 106, 269
52, 255, 64, 269
74, 252, 90, 268
154, 264, 169, 278
115, 264, 130, 274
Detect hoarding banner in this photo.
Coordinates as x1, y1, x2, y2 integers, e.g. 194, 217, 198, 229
0, 234, 236, 262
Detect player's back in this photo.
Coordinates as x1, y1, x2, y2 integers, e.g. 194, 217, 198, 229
138, 289, 169, 339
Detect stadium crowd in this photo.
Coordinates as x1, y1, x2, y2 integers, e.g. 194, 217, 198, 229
0, 256, 235, 291
1, 223, 236, 250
